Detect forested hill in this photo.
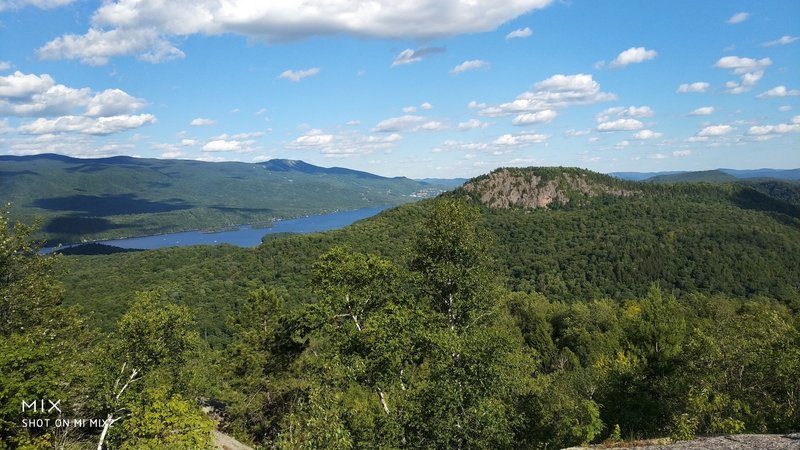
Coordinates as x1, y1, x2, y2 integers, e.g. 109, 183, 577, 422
62, 166, 800, 339
0, 153, 447, 245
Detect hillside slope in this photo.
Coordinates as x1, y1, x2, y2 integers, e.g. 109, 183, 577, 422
0, 154, 445, 244
60, 167, 800, 342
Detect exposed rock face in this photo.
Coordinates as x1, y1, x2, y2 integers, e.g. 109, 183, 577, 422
563, 434, 800, 450
462, 168, 637, 209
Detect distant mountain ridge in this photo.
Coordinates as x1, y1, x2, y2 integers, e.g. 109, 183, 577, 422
611, 168, 800, 182
0, 153, 450, 245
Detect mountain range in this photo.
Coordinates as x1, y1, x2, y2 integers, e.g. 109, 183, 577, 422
0, 154, 449, 245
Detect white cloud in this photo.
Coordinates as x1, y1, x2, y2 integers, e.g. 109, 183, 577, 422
420, 102, 433, 110
677, 82, 710, 93
190, 117, 216, 126
293, 129, 334, 146
391, 47, 445, 66
726, 12, 750, 24
289, 128, 403, 158
37, 28, 185, 65
0, 0, 76, 11
648, 153, 667, 160
697, 124, 733, 136
0, 71, 91, 116
511, 109, 557, 125
371, 115, 425, 132
480, 73, 616, 117
608, 47, 657, 68
39, 1, 553, 64
493, 132, 548, 146
564, 129, 590, 138
17, 114, 156, 135
0, 70, 154, 136
505, 27, 532, 40
747, 117, 800, 136
689, 106, 715, 116
596, 105, 654, 123
451, 59, 489, 75
0, 61, 10, 71
421, 121, 446, 131
778, 105, 792, 112
85, 89, 147, 117
633, 129, 663, 140
597, 118, 644, 132
673, 150, 691, 157
277, 67, 320, 82
402, 106, 417, 113
763, 35, 798, 47
202, 136, 260, 153
458, 119, 488, 130
714, 56, 771, 74
757, 86, 800, 98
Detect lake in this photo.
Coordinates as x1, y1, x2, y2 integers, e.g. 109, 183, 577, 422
43, 206, 388, 253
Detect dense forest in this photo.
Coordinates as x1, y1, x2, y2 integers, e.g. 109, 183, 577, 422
2, 167, 799, 448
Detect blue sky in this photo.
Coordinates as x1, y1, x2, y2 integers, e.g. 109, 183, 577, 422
1, 0, 798, 178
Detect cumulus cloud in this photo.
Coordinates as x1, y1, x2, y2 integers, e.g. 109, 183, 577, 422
757, 86, 800, 98
38, 1, 552, 64
608, 47, 657, 68
697, 124, 733, 136
596, 105, 653, 123
203, 138, 254, 152
420, 102, 433, 110
421, 121, 446, 131
715, 56, 771, 94
458, 119, 488, 130
505, 27, 532, 40
689, 106, 715, 116
289, 128, 403, 158
673, 150, 691, 157
435, 132, 548, 155
190, 118, 216, 126
0, 0, 76, 11
0, 71, 91, 116
715, 56, 771, 74
451, 59, 489, 75
747, 116, 800, 136
37, 28, 185, 65
597, 118, 644, 132
564, 129, 590, 138
277, 67, 320, 82
480, 73, 616, 118
726, 12, 750, 24
0, 70, 155, 136
0, 61, 10, 71
85, 89, 147, 117
677, 82, 710, 93
391, 47, 446, 66
17, 114, 156, 135
371, 115, 425, 132
633, 129, 663, 140
511, 109, 557, 125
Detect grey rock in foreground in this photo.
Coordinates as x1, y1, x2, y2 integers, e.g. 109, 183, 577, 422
565, 434, 800, 450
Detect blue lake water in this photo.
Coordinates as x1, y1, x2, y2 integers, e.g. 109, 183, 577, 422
44, 206, 388, 253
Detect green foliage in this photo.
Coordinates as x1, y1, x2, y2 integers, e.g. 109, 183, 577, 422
117, 388, 214, 450
0, 209, 93, 449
